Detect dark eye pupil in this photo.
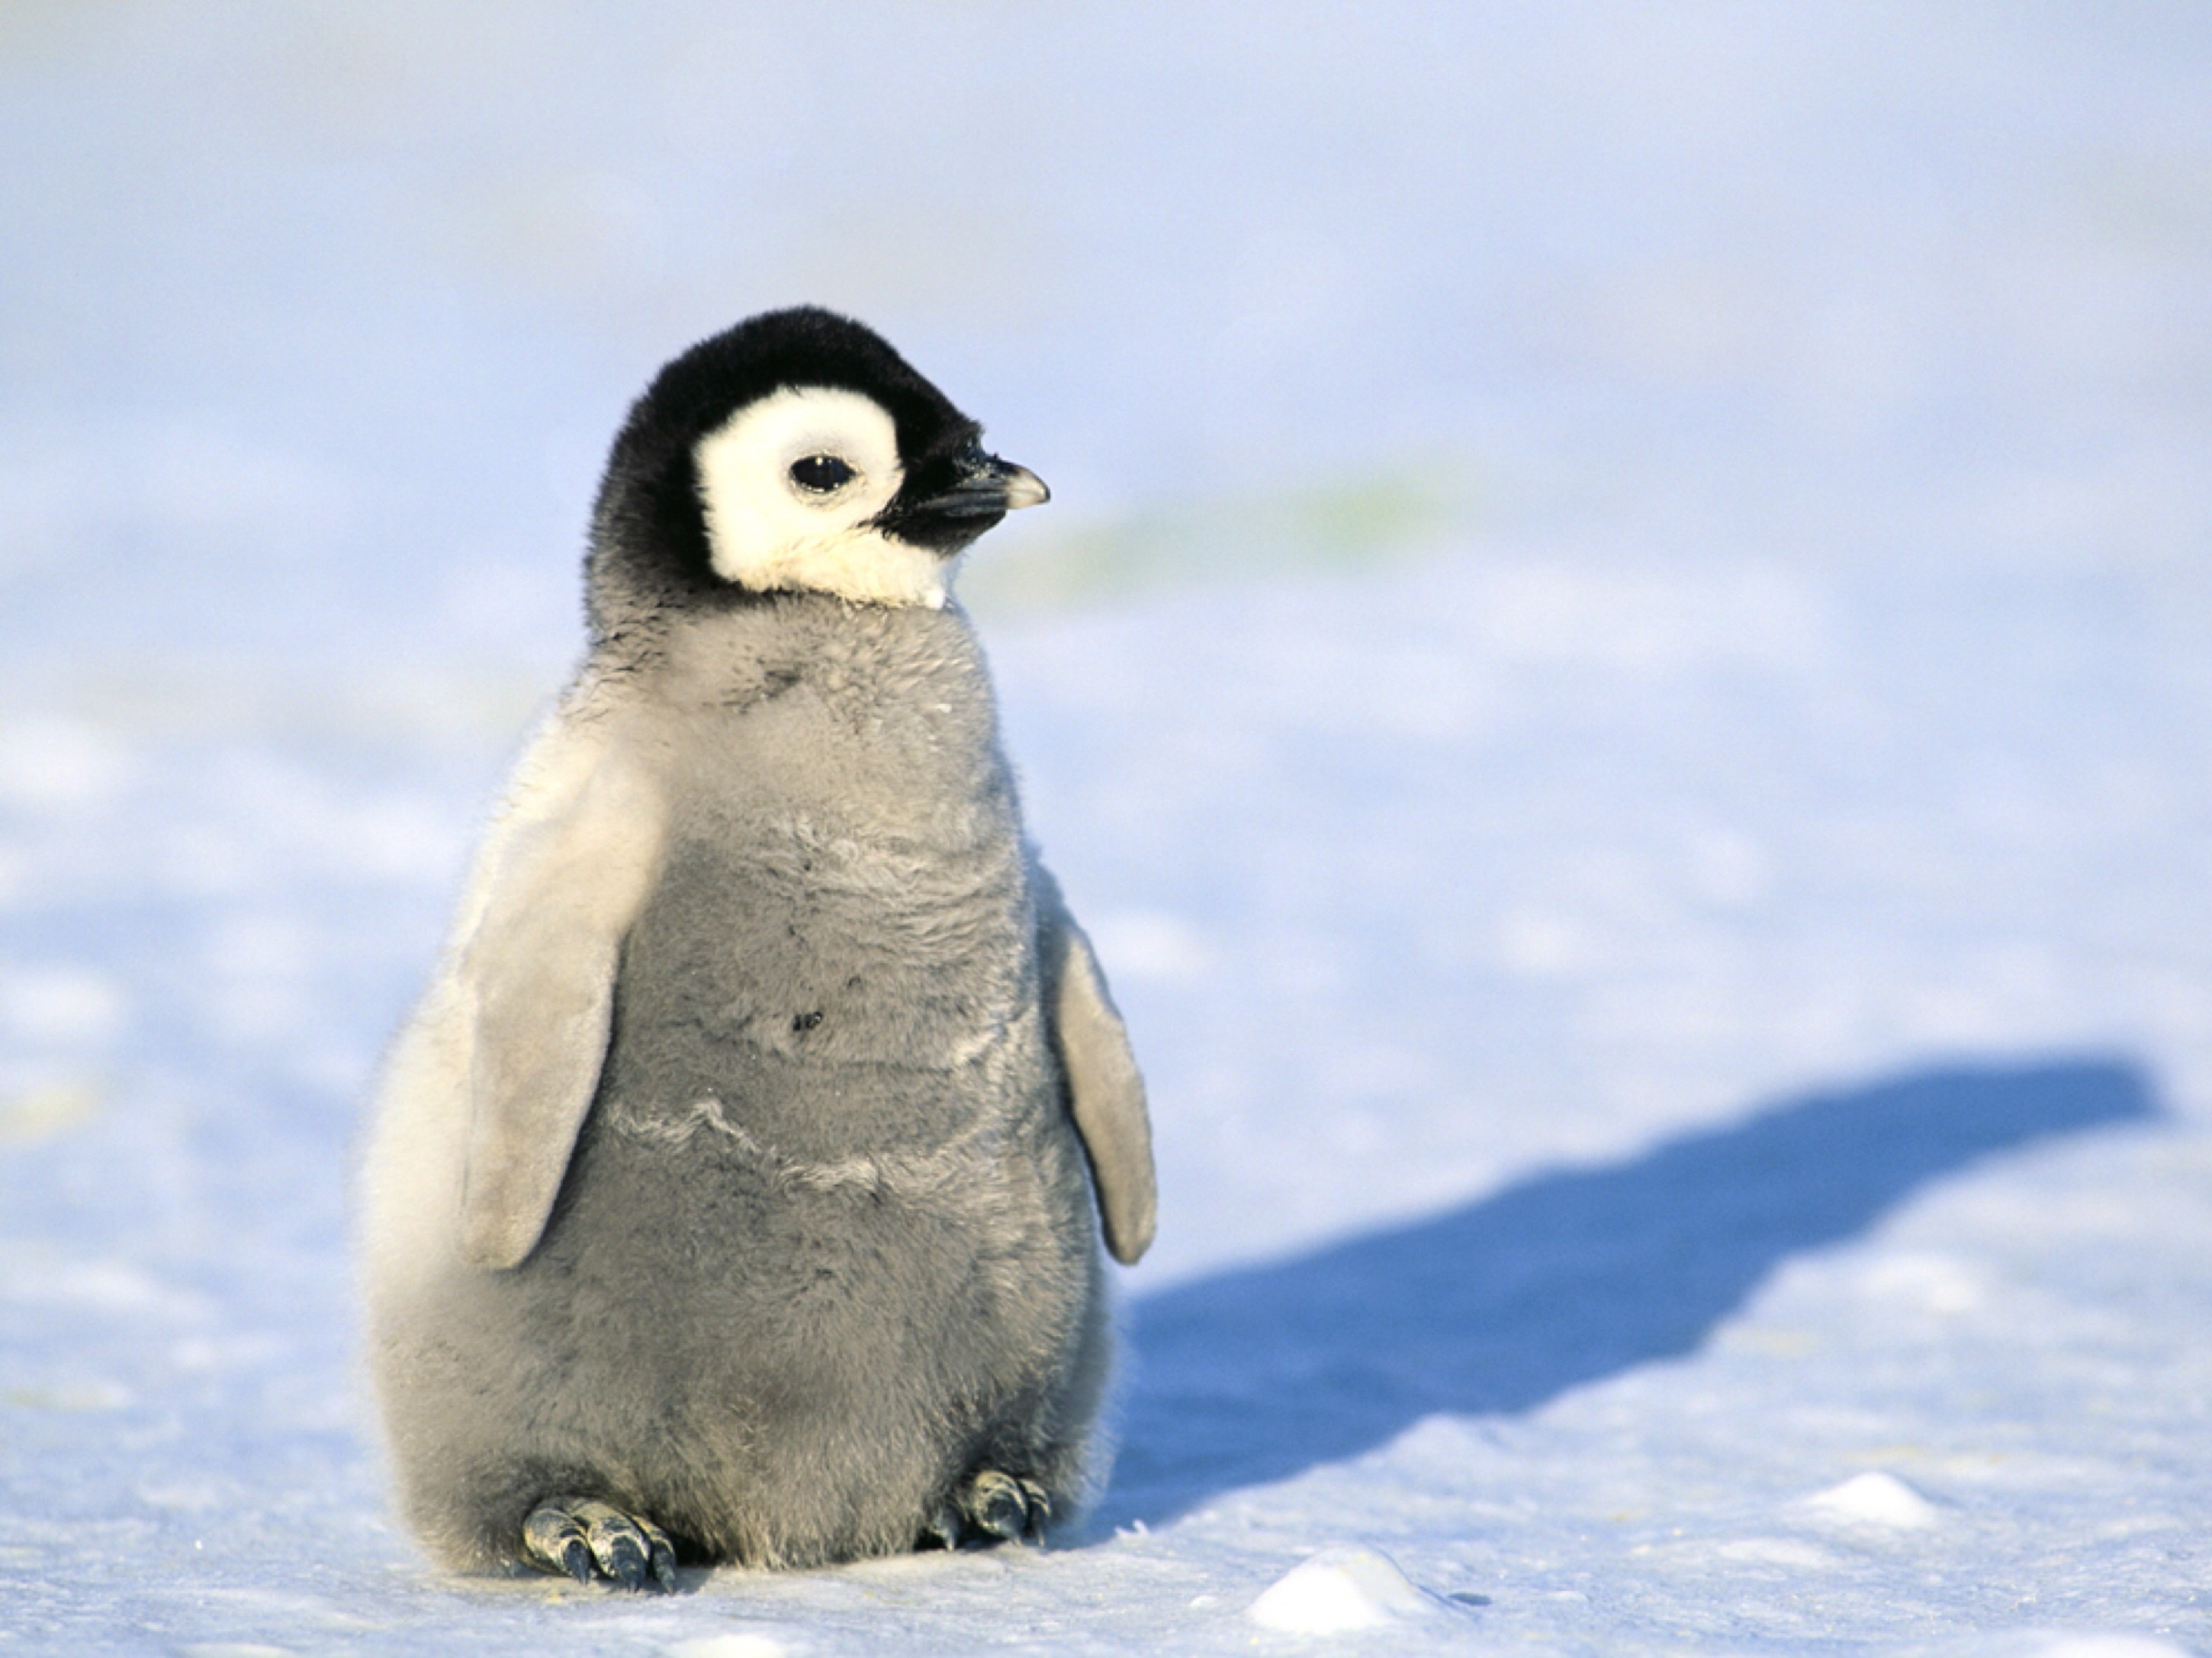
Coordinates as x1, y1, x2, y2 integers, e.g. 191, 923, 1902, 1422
789, 455, 854, 493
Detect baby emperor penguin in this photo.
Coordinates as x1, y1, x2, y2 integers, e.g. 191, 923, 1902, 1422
359, 306, 1155, 1589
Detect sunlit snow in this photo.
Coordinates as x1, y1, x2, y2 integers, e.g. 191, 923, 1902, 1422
4, 4, 2210, 1654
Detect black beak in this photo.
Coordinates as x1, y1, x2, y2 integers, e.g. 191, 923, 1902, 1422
876, 444, 1050, 555
912, 451, 1050, 519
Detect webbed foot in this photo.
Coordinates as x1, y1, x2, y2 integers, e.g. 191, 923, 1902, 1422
523, 1496, 679, 1590
919, 1469, 1052, 1550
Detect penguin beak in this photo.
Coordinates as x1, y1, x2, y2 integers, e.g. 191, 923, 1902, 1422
876, 444, 1050, 555
994, 461, 1051, 511
914, 451, 1051, 519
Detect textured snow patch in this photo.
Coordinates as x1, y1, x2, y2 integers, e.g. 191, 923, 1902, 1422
1715, 1537, 1840, 1568
667, 1634, 794, 1658
1858, 1252, 1986, 1313
2017, 1638, 2198, 1658
1246, 1544, 1446, 1633
836, 1547, 1005, 1582
1804, 1471, 1940, 1529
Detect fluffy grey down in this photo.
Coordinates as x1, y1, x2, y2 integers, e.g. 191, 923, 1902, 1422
361, 590, 1151, 1573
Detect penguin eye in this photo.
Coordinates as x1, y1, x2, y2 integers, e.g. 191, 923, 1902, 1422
788, 454, 856, 495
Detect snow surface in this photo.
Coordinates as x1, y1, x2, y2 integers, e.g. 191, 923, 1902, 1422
5, 3, 2212, 1653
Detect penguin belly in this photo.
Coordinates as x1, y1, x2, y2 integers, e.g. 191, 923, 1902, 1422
445, 827, 1105, 1569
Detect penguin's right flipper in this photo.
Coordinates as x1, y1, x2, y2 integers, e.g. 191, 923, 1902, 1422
1033, 865, 1156, 1265
448, 698, 670, 1271
523, 1496, 679, 1590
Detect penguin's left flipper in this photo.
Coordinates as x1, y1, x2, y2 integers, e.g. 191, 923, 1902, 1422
523, 1496, 680, 1590
920, 1470, 1052, 1550
1034, 866, 1157, 1266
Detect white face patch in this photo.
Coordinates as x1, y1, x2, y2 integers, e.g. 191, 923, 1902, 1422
693, 386, 950, 609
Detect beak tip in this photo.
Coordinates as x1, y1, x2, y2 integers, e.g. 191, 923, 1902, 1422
1002, 464, 1050, 511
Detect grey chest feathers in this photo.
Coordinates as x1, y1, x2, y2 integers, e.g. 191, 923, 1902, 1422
358, 307, 1155, 1587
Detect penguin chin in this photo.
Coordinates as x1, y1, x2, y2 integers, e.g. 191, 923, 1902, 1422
726, 527, 956, 609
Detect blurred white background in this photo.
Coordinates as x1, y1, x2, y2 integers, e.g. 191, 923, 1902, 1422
5, 2, 2204, 668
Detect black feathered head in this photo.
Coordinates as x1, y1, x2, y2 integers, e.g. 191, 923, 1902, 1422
585, 307, 1046, 636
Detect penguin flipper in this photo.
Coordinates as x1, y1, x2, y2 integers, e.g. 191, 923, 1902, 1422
1034, 866, 1156, 1265
452, 700, 669, 1271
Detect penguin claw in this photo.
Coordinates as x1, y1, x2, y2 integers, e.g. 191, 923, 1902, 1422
967, 1470, 1041, 1542
522, 1505, 594, 1582
917, 1470, 1052, 1550
919, 1504, 963, 1552
523, 1496, 679, 1591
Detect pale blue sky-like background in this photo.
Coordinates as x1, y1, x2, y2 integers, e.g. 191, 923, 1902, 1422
5, 2, 2205, 670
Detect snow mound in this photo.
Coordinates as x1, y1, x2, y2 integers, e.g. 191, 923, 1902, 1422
2019, 1638, 2197, 1658
1804, 1471, 1941, 1529
1246, 1544, 1447, 1633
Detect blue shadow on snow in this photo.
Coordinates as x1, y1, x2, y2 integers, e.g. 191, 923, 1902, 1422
1105, 1056, 2156, 1525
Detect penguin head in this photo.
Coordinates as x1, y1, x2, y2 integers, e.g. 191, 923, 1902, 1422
586, 307, 1047, 628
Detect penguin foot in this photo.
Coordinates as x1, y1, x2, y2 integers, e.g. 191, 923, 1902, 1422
919, 1469, 1052, 1550
522, 1496, 679, 1591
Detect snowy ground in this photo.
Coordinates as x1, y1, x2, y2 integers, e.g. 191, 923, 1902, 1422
5, 5, 2212, 1654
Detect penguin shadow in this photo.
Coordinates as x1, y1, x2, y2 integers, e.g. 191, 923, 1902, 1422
1099, 1056, 2156, 1528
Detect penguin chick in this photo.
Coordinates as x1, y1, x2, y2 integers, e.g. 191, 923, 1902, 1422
358, 307, 1155, 1587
